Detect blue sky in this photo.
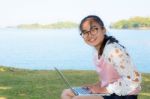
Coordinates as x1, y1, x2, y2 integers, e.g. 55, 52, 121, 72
0, 0, 150, 27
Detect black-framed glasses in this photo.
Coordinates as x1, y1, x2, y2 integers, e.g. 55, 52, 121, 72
80, 27, 99, 39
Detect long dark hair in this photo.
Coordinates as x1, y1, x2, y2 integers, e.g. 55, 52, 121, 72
79, 15, 120, 59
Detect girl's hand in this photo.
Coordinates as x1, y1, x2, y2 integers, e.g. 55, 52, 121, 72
87, 83, 108, 94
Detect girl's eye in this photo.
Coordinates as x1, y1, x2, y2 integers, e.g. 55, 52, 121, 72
83, 31, 89, 34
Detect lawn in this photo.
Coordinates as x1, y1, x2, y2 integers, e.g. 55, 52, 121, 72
0, 66, 150, 99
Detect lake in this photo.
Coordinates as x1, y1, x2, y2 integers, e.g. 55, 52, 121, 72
0, 28, 150, 73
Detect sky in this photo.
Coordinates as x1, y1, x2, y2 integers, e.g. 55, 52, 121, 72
0, 0, 150, 27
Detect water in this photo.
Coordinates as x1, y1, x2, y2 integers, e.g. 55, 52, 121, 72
0, 28, 150, 73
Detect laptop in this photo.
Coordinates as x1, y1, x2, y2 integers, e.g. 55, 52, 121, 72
54, 67, 110, 96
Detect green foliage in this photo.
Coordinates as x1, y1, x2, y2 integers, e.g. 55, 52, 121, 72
17, 21, 78, 29
110, 16, 150, 29
0, 66, 150, 99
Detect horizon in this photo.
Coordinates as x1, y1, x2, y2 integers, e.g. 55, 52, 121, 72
0, 0, 150, 27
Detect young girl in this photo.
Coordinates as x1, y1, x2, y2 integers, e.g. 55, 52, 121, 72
61, 15, 141, 99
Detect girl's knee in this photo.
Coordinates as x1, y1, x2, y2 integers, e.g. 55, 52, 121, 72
61, 89, 75, 99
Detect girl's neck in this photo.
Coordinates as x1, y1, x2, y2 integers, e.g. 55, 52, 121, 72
95, 44, 101, 51
95, 35, 106, 51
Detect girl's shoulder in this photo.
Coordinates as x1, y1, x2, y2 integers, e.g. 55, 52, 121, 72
103, 41, 126, 58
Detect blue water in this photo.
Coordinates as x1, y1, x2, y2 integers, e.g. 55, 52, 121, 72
0, 28, 150, 73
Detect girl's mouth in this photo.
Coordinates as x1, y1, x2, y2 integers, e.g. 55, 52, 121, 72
88, 38, 97, 43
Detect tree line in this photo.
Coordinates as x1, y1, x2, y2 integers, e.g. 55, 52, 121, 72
110, 16, 150, 29
17, 21, 78, 29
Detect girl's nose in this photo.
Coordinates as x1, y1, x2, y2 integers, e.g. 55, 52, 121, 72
88, 33, 95, 39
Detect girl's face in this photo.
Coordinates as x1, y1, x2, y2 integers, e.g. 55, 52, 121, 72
81, 20, 106, 50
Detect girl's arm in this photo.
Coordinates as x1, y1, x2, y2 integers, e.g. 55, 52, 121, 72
105, 43, 141, 95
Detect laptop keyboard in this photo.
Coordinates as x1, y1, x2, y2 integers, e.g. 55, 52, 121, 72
73, 87, 91, 94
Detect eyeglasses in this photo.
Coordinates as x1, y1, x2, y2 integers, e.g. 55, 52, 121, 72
80, 27, 98, 39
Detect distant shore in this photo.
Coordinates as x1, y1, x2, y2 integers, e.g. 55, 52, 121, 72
110, 16, 150, 29
2, 16, 150, 30
16, 21, 78, 29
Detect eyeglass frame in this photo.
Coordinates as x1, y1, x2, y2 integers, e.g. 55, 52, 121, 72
80, 26, 99, 39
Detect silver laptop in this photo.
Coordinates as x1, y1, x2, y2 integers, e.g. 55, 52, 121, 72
54, 67, 110, 96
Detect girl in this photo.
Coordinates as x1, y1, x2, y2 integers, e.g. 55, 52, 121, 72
61, 15, 141, 99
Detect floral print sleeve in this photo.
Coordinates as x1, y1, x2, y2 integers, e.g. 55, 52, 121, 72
104, 42, 141, 95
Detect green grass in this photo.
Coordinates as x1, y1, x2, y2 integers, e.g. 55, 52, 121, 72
0, 66, 150, 99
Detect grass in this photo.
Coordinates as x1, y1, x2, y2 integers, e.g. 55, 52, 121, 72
0, 66, 150, 99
